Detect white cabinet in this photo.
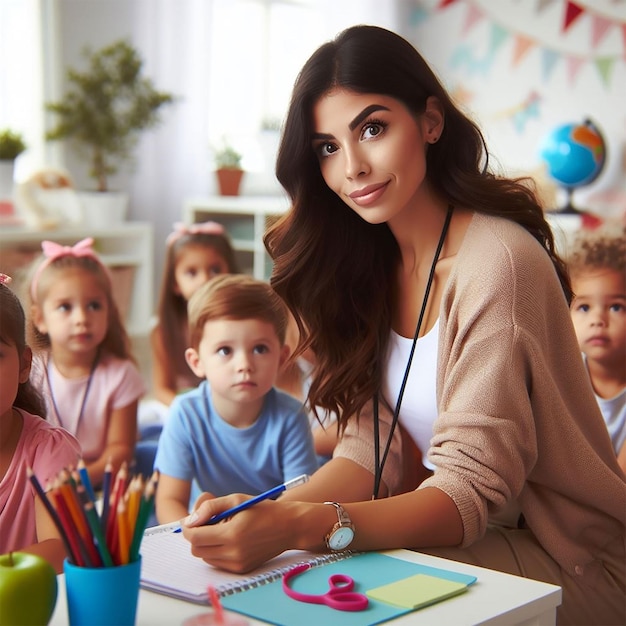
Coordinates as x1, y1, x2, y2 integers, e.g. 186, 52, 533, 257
0, 222, 153, 336
183, 195, 289, 280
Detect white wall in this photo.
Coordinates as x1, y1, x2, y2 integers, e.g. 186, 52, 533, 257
45, 0, 626, 304
397, 0, 625, 217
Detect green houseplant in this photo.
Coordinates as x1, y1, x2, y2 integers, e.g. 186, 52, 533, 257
0, 129, 27, 210
214, 143, 244, 196
0, 129, 27, 160
45, 40, 175, 193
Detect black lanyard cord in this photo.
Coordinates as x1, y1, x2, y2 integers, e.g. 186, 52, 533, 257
372, 204, 454, 499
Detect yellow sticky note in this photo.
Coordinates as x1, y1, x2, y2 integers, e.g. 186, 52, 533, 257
366, 573, 469, 610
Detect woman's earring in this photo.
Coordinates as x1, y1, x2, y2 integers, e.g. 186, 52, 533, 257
431, 136, 439, 143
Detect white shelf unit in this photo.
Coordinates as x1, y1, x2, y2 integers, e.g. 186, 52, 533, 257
183, 195, 289, 280
0, 222, 153, 336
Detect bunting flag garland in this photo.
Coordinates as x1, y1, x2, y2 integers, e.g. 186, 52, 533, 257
493, 91, 542, 133
428, 0, 626, 88
563, 1, 585, 31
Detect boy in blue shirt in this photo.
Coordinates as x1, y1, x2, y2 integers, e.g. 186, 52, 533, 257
155, 274, 318, 523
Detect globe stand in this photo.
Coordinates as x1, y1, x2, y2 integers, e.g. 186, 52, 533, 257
556, 188, 582, 215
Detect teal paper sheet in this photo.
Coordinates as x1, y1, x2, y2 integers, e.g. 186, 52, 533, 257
220, 552, 477, 626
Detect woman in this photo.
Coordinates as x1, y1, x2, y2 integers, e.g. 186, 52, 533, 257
182, 25, 625, 625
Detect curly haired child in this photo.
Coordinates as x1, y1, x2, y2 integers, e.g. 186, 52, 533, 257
568, 225, 626, 474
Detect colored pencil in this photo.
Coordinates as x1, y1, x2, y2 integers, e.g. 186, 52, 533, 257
126, 475, 143, 540
83, 500, 114, 567
59, 471, 91, 544
52, 488, 89, 567
77, 458, 96, 504
73, 479, 104, 567
129, 470, 158, 562
28, 462, 151, 568
106, 462, 127, 548
26, 468, 78, 564
117, 499, 131, 565
100, 457, 113, 531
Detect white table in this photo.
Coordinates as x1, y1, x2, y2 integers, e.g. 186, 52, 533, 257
49, 549, 561, 625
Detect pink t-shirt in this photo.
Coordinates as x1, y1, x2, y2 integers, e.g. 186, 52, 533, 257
0, 409, 81, 553
31, 353, 146, 461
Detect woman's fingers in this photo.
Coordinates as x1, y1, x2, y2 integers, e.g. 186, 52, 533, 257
184, 493, 248, 526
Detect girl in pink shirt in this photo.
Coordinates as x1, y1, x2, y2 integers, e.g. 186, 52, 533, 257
27, 239, 145, 488
0, 276, 81, 572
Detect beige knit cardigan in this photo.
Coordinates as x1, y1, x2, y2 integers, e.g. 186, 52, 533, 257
334, 212, 626, 584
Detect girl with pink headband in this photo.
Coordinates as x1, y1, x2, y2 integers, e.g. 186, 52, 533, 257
151, 221, 240, 409
27, 237, 145, 488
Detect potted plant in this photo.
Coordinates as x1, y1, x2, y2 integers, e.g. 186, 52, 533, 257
45, 39, 175, 222
214, 143, 244, 196
0, 129, 27, 213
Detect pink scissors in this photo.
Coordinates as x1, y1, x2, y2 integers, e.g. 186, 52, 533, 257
282, 563, 369, 612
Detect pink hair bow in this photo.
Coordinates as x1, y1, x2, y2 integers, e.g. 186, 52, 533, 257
166, 221, 226, 246
31, 237, 103, 301
41, 237, 98, 260
0, 273, 12, 285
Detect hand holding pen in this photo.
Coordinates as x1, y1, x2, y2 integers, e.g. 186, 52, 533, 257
173, 474, 310, 533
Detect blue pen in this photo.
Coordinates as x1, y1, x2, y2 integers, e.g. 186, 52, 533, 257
173, 474, 310, 533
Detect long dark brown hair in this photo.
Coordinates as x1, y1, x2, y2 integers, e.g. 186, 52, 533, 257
264, 24, 571, 428
0, 284, 47, 417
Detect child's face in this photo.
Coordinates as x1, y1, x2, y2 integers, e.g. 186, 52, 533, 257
570, 268, 626, 368
185, 318, 289, 416
174, 245, 231, 301
0, 338, 31, 419
33, 268, 109, 359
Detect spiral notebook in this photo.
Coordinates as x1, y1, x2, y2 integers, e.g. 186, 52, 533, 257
139, 524, 350, 604
140, 525, 477, 625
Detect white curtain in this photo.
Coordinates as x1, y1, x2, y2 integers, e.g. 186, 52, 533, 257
128, 0, 215, 280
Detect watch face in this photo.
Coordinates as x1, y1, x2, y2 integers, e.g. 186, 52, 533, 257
328, 526, 354, 550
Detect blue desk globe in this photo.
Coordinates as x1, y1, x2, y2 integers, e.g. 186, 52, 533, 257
539, 119, 606, 213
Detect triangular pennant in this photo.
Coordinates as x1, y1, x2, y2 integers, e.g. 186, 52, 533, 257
462, 3, 484, 35
566, 56, 585, 86
512, 34, 535, 66
536, 0, 558, 14
591, 15, 613, 49
438, 0, 460, 9
563, 1, 585, 32
489, 23, 509, 54
594, 57, 615, 87
541, 48, 560, 81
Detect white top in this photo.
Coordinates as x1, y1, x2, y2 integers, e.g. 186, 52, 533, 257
383, 320, 439, 469
582, 355, 626, 454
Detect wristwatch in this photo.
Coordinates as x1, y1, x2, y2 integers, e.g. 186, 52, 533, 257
323, 502, 355, 551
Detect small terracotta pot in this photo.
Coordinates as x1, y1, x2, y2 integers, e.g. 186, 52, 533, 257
216, 169, 244, 196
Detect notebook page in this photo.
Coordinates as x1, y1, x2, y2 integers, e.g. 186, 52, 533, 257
140, 527, 326, 604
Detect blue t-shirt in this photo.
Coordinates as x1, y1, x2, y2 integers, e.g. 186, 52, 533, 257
154, 381, 318, 496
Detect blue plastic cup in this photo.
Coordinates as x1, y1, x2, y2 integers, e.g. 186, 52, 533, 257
64, 557, 141, 626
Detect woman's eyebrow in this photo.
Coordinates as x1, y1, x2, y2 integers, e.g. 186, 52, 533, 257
349, 104, 390, 131
311, 104, 391, 141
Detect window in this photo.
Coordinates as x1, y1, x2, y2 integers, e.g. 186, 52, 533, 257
0, 0, 44, 181
207, 0, 399, 173
207, 0, 324, 172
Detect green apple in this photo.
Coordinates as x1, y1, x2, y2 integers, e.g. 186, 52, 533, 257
0, 552, 57, 625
